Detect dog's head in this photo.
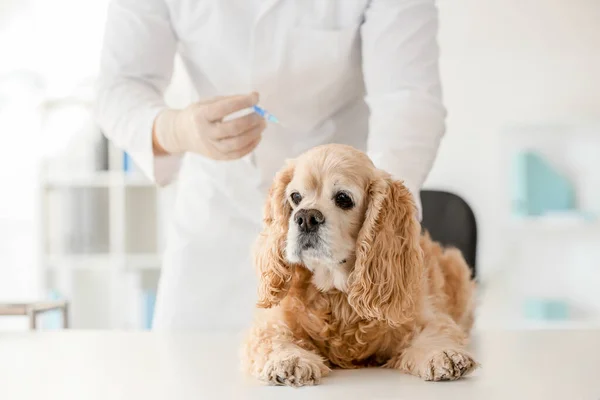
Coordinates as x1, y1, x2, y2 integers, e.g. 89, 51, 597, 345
253, 144, 424, 325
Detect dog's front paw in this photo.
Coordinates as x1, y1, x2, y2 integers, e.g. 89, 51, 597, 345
421, 350, 478, 381
261, 355, 327, 387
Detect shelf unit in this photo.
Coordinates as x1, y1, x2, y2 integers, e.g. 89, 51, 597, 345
34, 57, 194, 330
499, 121, 600, 326
38, 139, 174, 330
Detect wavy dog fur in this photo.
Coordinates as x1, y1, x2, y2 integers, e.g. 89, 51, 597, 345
242, 144, 478, 386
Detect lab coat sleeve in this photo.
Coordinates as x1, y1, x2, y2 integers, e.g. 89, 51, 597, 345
361, 0, 447, 219
94, 0, 181, 186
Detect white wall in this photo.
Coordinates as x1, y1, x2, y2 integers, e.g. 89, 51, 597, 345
2, 0, 599, 328
0, 0, 110, 329
427, 0, 600, 278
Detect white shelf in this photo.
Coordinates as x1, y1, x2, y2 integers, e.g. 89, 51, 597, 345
125, 254, 163, 270
45, 253, 162, 270
475, 316, 600, 331
505, 216, 600, 234
42, 171, 153, 188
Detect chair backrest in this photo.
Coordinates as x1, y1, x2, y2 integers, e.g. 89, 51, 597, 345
419, 190, 477, 279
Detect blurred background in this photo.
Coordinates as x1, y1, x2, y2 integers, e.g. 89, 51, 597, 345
0, 0, 599, 331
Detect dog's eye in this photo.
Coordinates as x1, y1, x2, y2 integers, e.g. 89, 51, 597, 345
290, 192, 302, 205
334, 191, 354, 210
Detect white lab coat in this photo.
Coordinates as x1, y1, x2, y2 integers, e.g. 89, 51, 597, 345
95, 0, 446, 331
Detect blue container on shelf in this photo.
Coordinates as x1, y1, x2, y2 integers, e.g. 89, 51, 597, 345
511, 151, 575, 216
142, 290, 156, 330
40, 290, 64, 330
523, 297, 570, 321
123, 152, 131, 173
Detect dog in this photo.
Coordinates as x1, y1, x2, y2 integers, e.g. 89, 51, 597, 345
242, 144, 478, 387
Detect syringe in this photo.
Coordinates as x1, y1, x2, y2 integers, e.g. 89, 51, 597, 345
252, 105, 281, 124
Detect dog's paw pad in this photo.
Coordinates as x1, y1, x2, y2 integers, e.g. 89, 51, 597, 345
262, 356, 323, 387
423, 350, 478, 381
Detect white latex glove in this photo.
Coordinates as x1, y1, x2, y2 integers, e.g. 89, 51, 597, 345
153, 92, 266, 160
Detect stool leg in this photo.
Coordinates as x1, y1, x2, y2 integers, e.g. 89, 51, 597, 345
62, 304, 69, 329
27, 308, 37, 330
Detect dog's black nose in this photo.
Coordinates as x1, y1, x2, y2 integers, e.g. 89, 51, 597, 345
294, 209, 325, 233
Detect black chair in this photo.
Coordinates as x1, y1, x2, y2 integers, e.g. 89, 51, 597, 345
420, 190, 477, 279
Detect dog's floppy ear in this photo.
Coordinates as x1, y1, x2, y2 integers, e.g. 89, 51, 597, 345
347, 173, 424, 325
253, 161, 296, 308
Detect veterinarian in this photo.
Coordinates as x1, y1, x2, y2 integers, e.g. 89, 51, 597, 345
95, 0, 446, 331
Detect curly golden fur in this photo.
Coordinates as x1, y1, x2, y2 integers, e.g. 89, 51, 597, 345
242, 144, 478, 386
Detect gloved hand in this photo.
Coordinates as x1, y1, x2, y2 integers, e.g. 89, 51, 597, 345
152, 92, 266, 160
